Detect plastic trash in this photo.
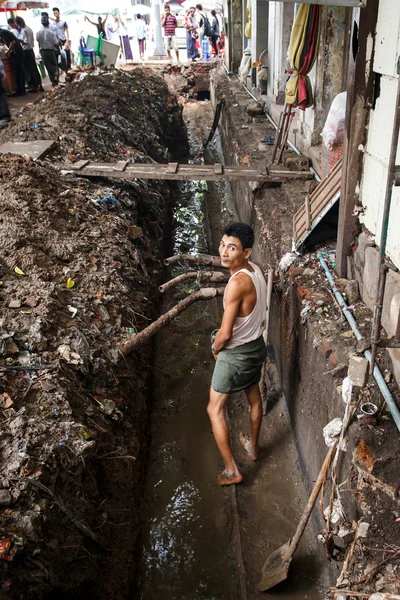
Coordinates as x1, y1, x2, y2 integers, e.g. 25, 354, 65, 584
201, 38, 211, 61
321, 91, 347, 149
323, 417, 343, 447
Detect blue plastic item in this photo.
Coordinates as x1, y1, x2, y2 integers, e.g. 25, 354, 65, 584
201, 38, 211, 61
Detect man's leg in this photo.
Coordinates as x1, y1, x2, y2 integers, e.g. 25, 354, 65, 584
240, 383, 262, 461
207, 387, 243, 485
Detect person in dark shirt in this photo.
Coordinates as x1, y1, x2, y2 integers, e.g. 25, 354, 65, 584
84, 15, 108, 39
0, 28, 25, 96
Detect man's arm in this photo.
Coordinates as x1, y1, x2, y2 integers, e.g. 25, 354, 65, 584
64, 23, 70, 47
161, 14, 166, 26
212, 278, 245, 356
85, 16, 96, 26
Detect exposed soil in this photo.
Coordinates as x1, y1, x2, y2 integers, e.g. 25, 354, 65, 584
0, 68, 186, 599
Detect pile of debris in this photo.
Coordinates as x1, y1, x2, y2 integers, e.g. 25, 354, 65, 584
0, 67, 188, 163
0, 68, 186, 598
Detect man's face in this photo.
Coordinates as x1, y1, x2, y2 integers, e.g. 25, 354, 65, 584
165, 8, 170, 15
9, 22, 17, 29
53, 9, 60, 19
219, 235, 251, 270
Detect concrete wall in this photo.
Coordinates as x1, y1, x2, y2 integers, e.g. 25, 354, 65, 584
358, 0, 400, 270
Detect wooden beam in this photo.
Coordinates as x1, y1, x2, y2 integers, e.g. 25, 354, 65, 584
305, 194, 311, 231
336, 0, 379, 276
72, 160, 89, 170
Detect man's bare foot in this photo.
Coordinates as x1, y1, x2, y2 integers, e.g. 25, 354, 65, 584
240, 432, 258, 462
216, 470, 243, 486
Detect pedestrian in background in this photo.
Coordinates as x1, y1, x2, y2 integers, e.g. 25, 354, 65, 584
36, 13, 59, 87
195, 3, 206, 58
210, 10, 220, 58
113, 13, 133, 61
14, 16, 43, 92
185, 7, 199, 62
0, 27, 25, 96
50, 7, 71, 73
84, 15, 108, 40
161, 5, 180, 64
135, 14, 146, 61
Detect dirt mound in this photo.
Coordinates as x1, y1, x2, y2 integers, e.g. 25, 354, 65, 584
0, 67, 188, 163
0, 68, 184, 598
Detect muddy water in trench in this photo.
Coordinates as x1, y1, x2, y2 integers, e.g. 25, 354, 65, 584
137, 101, 234, 600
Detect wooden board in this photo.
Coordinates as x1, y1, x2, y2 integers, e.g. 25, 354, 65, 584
0, 140, 55, 160
293, 158, 342, 249
58, 160, 316, 183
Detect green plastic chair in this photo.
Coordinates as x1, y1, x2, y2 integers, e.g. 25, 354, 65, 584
95, 35, 104, 64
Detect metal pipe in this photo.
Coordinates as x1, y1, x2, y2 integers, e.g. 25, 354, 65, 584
317, 253, 363, 341
365, 350, 400, 432
370, 56, 400, 372
317, 252, 400, 433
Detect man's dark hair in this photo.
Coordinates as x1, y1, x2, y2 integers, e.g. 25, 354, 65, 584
7, 18, 15, 25
224, 222, 254, 250
195, 3, 202, 8
53, 7, 60, 11
211, 9, 216, 16
136, 13, 142, 18
15, 16, 25, 27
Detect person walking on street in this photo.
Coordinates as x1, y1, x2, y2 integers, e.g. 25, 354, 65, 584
0, 28, 25, 96
14, 17, 43, 92
209, 10, 220, 58
50, 7, 71, 72
161, 5, 179, 64
36, 13, 59, 87
135, 14, 146, 61
207, 222, 268, 486
113, 14, 133, 61
185, 7, 199, 62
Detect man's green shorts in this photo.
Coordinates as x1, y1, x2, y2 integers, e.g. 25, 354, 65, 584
211, 334, 267, 394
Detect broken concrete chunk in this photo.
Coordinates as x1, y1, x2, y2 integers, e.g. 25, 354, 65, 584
348, 355, 369, 387
357, 521, 370, 538
5, 341, 19, 355
0, 393, 14, 409
9, 415, 26, 436
8, 299, 21, 309
344, 279, 359, 304
24, 296, 39, 307
0, 490, 13, 507
283, 155, 310, 171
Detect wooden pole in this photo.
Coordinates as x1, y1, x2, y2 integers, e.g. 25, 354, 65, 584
120, 287, 224, 355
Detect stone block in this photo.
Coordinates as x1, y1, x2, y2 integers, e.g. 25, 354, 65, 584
348, 355, 369, 387
283, 155, 310, 171
0, 490, 12, 507
388, 293, 400, 337
345, 279, 360, 304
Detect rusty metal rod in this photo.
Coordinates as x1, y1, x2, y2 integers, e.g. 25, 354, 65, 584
120, 287, 224, 355
159, 271, 229, 293
164, 253, 224, 268
370, 263, 389, 366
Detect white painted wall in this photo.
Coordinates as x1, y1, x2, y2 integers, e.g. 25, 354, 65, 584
359, 0, 400, 268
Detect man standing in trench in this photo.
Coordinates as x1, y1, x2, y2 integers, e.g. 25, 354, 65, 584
208, 222, 268, 486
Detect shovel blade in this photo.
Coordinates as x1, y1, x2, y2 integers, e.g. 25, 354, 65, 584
257, 540, 292, 592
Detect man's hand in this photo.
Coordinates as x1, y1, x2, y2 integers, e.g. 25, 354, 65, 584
65, 40, 70, 49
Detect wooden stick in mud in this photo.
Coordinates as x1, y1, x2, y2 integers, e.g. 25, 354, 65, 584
159, 270, 229, 293
120, 287, 224, 355
164, 253, 224, 268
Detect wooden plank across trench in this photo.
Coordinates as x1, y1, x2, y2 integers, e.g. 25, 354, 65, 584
60, 160, 314, 183
293, 158, 343, 249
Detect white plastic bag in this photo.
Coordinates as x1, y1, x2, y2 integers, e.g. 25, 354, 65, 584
321, 91, 347, 149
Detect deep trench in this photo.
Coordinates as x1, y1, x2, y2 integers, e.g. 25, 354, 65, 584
133, 92, 326, 599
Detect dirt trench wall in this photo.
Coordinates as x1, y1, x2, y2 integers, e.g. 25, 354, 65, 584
0, 68, 186, 599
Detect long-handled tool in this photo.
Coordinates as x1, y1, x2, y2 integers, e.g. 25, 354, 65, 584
258, 442, 337, 592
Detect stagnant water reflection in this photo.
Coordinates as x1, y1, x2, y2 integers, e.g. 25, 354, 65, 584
137, 102, 234, 600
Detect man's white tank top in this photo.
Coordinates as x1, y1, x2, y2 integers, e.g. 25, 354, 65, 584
223, 261, 268, 348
